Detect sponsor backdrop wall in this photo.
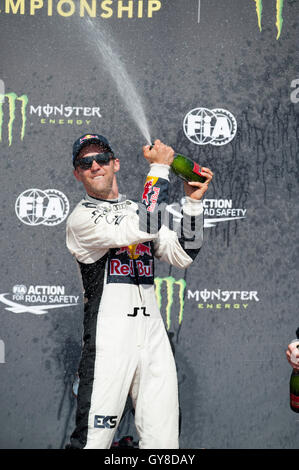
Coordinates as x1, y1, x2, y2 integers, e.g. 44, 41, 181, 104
0, 0, 298, 449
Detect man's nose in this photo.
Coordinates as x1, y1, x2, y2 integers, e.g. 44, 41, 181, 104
90, 159, 103, 170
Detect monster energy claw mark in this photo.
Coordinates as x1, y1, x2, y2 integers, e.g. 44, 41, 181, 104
0, 93, 28, 145
253, 0, 284, 39
154, 277, 186, 330
254, 0, 263, 31
275, 0, 284, 39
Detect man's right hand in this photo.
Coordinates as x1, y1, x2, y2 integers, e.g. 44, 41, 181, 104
143, 139, 174, 166
286, 341, 299, 370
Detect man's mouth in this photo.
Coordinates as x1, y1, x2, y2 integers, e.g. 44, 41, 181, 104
93, 175, 104, 180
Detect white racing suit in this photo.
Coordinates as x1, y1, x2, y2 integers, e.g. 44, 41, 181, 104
66, 164, 203, 449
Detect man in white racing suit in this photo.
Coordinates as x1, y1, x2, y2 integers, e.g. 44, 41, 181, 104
66, 133, 213, 449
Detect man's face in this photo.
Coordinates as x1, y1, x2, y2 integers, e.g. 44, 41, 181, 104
73, 144, 120, 199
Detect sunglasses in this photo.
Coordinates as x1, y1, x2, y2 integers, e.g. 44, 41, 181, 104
75, 152, 115, 169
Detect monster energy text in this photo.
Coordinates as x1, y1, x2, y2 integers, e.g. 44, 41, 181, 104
188, 289, 260, 310
30, 104, 102, 118
30, 104, 102, 126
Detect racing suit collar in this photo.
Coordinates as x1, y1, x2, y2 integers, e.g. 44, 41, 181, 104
85, 193, 125, 204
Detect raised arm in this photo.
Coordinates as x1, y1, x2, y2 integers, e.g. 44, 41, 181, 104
153, 167, 213, 268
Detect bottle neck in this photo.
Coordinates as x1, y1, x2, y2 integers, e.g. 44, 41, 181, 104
292, 369, 299, 375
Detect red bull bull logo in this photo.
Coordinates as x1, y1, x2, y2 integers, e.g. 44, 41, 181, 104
142, 179, 160, 213
142, 176, 161, 212
142, 180, 153, 205
80, 134, 98, 144
115, 243, 152, 260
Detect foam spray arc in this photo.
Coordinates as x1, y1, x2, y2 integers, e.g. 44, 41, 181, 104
81, 16, 152, 145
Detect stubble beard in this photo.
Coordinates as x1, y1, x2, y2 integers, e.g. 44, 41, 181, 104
87, 174, 117, 200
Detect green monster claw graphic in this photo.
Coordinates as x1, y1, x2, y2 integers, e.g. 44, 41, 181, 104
154, 276, 186, 330
0, 92, 28, 145
253, 0, 284, 39
254, 0, 263, 31
275, 0, 284, 39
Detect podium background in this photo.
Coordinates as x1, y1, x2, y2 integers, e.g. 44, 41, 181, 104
0, 0, 298, 448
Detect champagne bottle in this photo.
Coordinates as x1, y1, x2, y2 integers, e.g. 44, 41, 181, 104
149, 145, 206, 183
290, 367, 299, 413
171, 154, 206, 183
290, 330, 299, 413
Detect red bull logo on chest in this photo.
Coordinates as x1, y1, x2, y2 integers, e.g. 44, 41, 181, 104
115, 243, 152, 260
108, 242, 154, 285
110, 259, 153, 277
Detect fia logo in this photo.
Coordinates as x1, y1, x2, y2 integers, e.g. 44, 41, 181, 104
15, 189, 69, 226
183, 107, 237, 146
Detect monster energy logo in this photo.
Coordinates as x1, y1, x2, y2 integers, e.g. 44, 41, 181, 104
253, 0, 284, 39
154, 276, 186, 330
0, 92, 28, 145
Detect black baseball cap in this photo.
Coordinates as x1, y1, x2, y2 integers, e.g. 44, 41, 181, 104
72, 133, 113, 166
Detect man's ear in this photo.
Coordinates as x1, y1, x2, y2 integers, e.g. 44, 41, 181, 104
73, 168, 82, 182
113, 158, 120, 173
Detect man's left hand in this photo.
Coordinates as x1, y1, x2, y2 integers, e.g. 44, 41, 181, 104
286, 341, 299, 370
183, 167, 213, 200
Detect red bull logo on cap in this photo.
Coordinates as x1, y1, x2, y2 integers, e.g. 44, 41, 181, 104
80, 134, 98, 144
115, 243, 152, 260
